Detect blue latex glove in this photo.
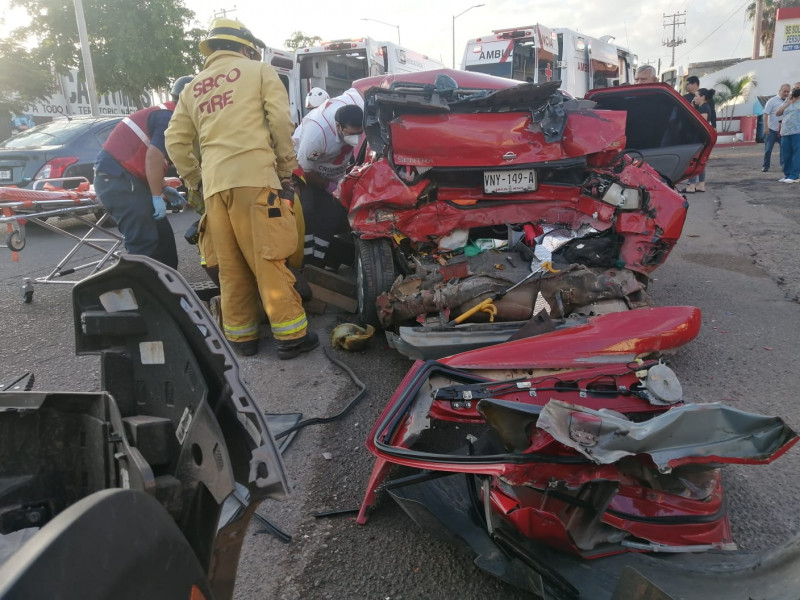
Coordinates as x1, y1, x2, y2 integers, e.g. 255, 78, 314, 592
152, 195, 167, 220
162, 186, 184, 209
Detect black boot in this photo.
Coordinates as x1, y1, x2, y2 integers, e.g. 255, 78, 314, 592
230, 339, 259, 357
276, 331, 319, 360
288, 265, 313, 302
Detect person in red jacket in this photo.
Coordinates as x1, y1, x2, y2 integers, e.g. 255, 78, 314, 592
93, 76, 193, 269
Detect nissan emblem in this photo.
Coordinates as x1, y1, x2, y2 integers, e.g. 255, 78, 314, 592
502, 152, 516, 161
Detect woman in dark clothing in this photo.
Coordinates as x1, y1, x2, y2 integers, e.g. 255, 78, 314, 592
685, 88, 716, 193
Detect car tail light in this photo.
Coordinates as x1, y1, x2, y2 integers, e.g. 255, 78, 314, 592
34, 156, 79, 180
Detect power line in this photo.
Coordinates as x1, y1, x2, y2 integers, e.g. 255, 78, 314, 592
675, 0, 751, 64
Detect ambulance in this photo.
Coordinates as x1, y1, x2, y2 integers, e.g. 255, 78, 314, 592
295, 37, 445, 116
263, 46, 302, 125
462, 25, 637, 97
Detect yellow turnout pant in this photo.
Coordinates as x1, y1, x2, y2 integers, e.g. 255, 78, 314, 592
205, 187, 307, 342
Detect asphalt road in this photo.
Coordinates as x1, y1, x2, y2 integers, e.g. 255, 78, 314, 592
1, 144, 799, 599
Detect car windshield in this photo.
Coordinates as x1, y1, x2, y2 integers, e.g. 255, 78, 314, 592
1, 119, 92, 148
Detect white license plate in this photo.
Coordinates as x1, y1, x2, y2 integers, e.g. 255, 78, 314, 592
484, 169, 537, 194
0, 169, 11, 180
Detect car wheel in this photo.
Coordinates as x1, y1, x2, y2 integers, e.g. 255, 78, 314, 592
355, 238, 397, 328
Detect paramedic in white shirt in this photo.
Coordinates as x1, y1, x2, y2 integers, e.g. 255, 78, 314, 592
291, 89, 363, 267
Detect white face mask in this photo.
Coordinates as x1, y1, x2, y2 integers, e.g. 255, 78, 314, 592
342, 134, 361, 147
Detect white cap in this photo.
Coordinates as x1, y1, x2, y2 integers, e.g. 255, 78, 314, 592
305, 87, 330, 109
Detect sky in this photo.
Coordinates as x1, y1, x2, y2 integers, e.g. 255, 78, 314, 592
0, 0, 758, 72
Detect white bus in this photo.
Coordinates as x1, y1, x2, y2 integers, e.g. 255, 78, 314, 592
462, 25, 637, 97
296, 37, 445, 115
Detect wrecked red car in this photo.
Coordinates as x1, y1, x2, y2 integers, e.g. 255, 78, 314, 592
357, 307, 800, 599
341, 70, 715, 359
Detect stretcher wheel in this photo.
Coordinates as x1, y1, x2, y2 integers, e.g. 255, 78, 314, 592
7, 230, 25, 251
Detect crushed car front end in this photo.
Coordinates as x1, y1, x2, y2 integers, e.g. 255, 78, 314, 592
341, 71, 715, 359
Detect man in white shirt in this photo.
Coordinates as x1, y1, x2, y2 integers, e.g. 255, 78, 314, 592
762, 83, 791, 172
292, 88, 364, 267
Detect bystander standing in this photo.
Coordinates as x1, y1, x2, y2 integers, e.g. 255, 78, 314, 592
775, 83, 800, 183
634, 65, 658, 85
762, 83, 790, 172
683, 76, 700, 103
685, 88, 717, 193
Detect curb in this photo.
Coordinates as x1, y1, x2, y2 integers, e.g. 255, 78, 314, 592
714, 141, 759, 149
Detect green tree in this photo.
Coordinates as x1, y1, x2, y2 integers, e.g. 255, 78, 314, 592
0, 39, 55, 119
10, 0, 206, 108
746, 0, 800, 57
715, 75, 757, 132
284, 31, 322, 51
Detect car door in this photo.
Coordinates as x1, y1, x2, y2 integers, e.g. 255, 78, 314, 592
585, 83, 717, 184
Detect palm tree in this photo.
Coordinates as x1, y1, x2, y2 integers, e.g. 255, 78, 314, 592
715, 75, 757, 132
747, 0, 800, 57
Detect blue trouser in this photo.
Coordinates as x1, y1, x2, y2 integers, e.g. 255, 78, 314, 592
781, 133, 800, 180
688, 169, 706, 184
95, 171, 178, 268
763, 129, 782, 170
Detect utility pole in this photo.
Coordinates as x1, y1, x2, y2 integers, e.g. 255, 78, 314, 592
752, 0, 765, 59
213, 6, 237, 18
73, 0, 99, 116
662, 11, 686, 68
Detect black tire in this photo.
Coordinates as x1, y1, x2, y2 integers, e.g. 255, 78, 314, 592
355, 238, 397, 328
7, 230, 25, 251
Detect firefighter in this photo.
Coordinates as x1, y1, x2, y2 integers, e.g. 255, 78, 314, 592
165, 18, 318, 359
94, 75, 194, 269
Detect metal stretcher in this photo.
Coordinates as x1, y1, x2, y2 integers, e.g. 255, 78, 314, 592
0, 179, 124, 302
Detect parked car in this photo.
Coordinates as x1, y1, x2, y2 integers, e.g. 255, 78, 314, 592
341, 69, 716, 359
0, 115, 122, 189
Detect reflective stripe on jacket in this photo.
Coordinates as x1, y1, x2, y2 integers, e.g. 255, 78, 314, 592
102, 102, 175, 183
165, 51, 298, 196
